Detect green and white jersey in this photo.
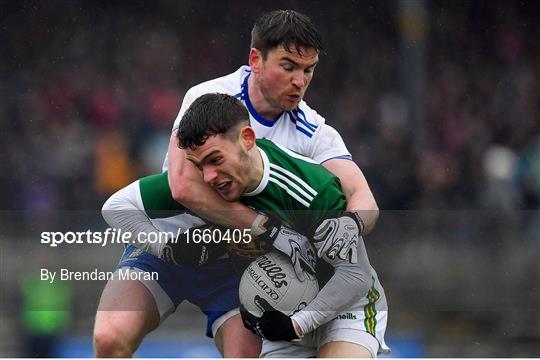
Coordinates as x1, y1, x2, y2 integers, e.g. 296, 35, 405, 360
135, 136, 347, 236
104, 139, 346, 248
138, 172, 186, 216
242, 139, 346, 238
138, 172, 207, 232
241, 139, 383, 339
101, 172, 206, 248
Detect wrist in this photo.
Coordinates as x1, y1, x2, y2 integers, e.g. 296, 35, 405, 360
291, 316, 304, 339
344, 211, 365, 235
250, 214, 282, 237
250, 213, 269, 237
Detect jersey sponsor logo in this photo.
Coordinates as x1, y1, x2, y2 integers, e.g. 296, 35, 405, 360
334, 312, 358, 320
255, 255, 288, 288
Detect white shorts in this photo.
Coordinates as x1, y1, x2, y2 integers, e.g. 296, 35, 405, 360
260, 274, 390, 358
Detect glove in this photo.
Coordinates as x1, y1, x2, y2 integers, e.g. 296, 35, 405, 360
240, 296, 300, 342
313, 211, 363, 264
162, 224, 226, 266
256, 215, 316, 281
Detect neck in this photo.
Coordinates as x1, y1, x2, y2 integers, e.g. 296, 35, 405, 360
245, 145, 264, 193
248, 74, 282, 120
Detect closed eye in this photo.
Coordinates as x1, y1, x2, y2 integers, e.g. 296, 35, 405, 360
210, 157, 223, 165
282, 64, 294, 72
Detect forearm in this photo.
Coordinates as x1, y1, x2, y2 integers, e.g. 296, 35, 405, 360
167, 131, 258, 229
291, 238, 373, 335
101, 182, 165, 257
345, 191, 379, 235
191, 193, 259, 230
322, 159, 379, 234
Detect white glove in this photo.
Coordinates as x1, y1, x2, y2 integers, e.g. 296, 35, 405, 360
270, 225, 317, 281
254, 215, 316, 281
313, 212, 363, 264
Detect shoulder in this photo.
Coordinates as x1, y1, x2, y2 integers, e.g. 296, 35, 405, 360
185, 66, 248, 100
258, 138, 317, 164
139, 172, 171, 200
294, 100, 327, 126
280, 101, 326, 140
138, 172, 186, 212
277, 102, 350, 162
258, 139, 337, 189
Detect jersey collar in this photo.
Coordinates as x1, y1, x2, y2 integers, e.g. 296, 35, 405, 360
243, 146, 270, 197
242, 72, 283, 127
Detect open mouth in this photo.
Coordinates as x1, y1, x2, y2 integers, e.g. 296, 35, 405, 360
288, 94, 301, 101
215, 181, 232, 191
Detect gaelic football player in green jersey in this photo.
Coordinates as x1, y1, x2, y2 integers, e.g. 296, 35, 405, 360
177, 93, 389, 358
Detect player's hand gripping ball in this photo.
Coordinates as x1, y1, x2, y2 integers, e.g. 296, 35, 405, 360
239, 251, 318, 341
259, 216, 317, 281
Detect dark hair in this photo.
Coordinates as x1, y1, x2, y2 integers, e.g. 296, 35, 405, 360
251, 10, 323, 58
177, 93, 249, 150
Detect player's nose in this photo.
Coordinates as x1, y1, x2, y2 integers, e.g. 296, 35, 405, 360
291, 71, 306, 88
202, 166, 218, 184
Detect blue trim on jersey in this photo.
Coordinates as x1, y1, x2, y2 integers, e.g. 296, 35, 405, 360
295, 108, 318, 132
287, 110, 317, 138
320, 154, 353, 163
296, 119, 317, 134
241, 72, 317, 138
233, 92, 242, 99
242, 73, 281, 127
296, 125, 314, 138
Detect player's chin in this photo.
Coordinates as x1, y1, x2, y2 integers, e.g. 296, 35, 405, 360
219, 186, 242, 202
280, 98, 301, 111
281, 103, 300, 111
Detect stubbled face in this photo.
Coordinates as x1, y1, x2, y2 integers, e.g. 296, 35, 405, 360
185, 135, 251, 202
254, 45, 319, 112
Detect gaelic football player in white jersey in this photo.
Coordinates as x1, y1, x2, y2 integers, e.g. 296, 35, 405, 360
165, 10, 378, 234
94, 10, 380, 358
177, 93, 389, 357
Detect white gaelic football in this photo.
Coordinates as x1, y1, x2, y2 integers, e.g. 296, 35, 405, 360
239, 251, 319, 317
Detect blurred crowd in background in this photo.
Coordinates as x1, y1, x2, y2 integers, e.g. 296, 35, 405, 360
1, 1, 539, 357
2, 0, 538, 212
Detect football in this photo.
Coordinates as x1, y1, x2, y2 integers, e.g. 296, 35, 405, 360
239, 251, 319, 317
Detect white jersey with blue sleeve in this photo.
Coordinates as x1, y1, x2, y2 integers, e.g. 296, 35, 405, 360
162, 66, 351, 171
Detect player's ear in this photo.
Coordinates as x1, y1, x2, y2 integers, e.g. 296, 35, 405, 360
249, 48, 262, 74
240, 126, 256, 150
